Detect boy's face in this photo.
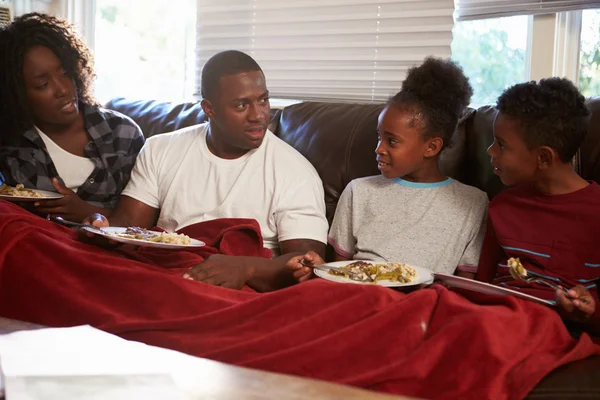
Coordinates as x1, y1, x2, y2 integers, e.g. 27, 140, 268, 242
375, 104, 435, 179
488, 112, 540, 186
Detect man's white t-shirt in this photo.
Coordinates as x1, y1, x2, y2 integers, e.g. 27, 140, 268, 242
121, 123, 328, 254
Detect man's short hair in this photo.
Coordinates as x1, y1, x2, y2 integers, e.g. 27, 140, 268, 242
200, 50, 263, 100
497, 78, 590, 163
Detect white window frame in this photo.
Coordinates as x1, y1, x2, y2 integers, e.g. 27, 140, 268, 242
528, 11, 583, 82
48, 3, 592, 104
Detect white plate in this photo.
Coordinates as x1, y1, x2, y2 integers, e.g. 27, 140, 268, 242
0, 188, 64, 202
313, 260, 434, 287
83, 226, 205, 249
433, 273, 554, 307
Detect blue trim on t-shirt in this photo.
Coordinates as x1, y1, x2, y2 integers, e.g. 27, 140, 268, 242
585, 263, 600, 267
501, 246, 551, 258
394, 177, 454, 189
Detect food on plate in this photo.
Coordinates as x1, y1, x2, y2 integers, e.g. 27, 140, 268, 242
108, 227, 191, 245
328, 261, 417, 283
0, 183, 44, 198
507, 257, 527, 278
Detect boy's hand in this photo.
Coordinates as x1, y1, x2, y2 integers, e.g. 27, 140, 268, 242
286, 251, 325, 283
556, 285, 596, 323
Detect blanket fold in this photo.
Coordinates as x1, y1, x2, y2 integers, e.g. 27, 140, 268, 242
0, 200, 598, 400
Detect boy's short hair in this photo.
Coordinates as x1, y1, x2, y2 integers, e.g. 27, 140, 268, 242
201, 50, 263, 100
497, 78, 590, 163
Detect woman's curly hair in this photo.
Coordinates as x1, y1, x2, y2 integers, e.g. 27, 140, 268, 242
497, 78, 590, 163
389, 57, 473, 150
0, 12, 98, 144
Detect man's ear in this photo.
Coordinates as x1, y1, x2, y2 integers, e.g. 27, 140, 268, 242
201, 98, 215, 120
424, 137, 444, 158
537, 146, 557, 170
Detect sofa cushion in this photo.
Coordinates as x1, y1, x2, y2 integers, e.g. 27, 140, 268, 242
104, 98, 281, 138
580, 97, 600, 184
105, 98, 208, 138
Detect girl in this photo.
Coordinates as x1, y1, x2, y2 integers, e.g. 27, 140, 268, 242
288, 57, 488, 281
0, 13, 144, 222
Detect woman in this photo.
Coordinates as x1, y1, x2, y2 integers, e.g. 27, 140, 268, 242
0, 13, 144, 222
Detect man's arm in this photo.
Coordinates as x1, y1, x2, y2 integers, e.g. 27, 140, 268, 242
186, 239, 326, 292
280, 239, 325, 259
104, 195, 159, 228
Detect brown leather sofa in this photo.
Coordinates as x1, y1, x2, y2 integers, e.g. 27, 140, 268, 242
105, 97, 600, 399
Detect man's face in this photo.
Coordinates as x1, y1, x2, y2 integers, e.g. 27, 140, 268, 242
22, 45, 80, 127
205, 70, 270, 152
488, 112, 540, 186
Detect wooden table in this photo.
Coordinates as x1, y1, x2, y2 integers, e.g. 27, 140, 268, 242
0, 317, 416, 400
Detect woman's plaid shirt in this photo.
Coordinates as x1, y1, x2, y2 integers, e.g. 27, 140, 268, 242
0, 105, 145, 210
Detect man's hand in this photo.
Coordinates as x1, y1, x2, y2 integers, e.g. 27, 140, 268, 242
34, 178, 94, 222
183, 255, 257, 290
82, 213, 110, 229
286, 251, 325, 283
556, 285, 596, 323
78, 213, 118, 247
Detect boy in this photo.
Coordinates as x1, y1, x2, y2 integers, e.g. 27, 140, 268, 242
476, 78, 599, 334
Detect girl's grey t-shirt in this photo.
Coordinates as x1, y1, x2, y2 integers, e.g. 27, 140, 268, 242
328, 176, 489, 275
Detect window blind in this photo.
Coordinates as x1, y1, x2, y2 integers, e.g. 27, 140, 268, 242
195, 0, 454, 102
455, 0, 600, 21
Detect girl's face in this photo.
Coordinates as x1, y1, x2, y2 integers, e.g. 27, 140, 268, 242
22, 45, 80, 128
375, 104, 433, 180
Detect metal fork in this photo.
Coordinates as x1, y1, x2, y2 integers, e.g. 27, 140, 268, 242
508, 266, 590, 304
300, 259, 373, 282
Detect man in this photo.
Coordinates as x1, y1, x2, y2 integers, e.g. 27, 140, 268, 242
87, 50, 328, 292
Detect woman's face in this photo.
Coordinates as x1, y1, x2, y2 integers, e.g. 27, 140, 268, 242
22, 45, 80, 128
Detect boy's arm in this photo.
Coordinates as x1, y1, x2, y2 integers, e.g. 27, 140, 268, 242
475, 215, 503, 283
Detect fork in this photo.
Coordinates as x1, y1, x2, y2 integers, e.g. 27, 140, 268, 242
300, 259, 373, 282
508, 265, 590, 304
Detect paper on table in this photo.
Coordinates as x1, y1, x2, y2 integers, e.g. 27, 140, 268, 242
7, 375, 183, 400
0, 325, 188, 399
0, 325, 173, 377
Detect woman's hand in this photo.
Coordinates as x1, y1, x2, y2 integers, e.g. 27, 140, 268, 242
34, 178, 95, 222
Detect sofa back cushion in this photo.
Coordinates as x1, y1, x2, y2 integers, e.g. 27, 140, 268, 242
105, 97, 600, 224
273, 102, 473, 223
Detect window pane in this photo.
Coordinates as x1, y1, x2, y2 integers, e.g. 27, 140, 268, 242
451, 16, 529, 106
579, 9, 600, 98
94, 0, 196, 104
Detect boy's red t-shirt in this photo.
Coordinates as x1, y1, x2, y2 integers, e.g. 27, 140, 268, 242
477, 182, 600, 329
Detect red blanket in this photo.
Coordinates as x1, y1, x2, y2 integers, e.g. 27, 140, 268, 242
0, 201, 598, 400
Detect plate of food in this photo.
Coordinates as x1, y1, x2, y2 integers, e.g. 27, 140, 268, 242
0, 183, 63, 201
83, 226, 205, 249
433, 273, 554, 306
313, 260, 433, 287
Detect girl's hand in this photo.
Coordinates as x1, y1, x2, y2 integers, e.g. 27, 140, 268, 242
556, 285, 596, 323
286, 251, 325, 283
34, 178, 94, 222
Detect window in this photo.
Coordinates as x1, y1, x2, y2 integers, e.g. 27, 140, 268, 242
451, 16, 529, 106
195, 0, 455, 103
579, 9, 600, 97
94, 0, 197, 104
